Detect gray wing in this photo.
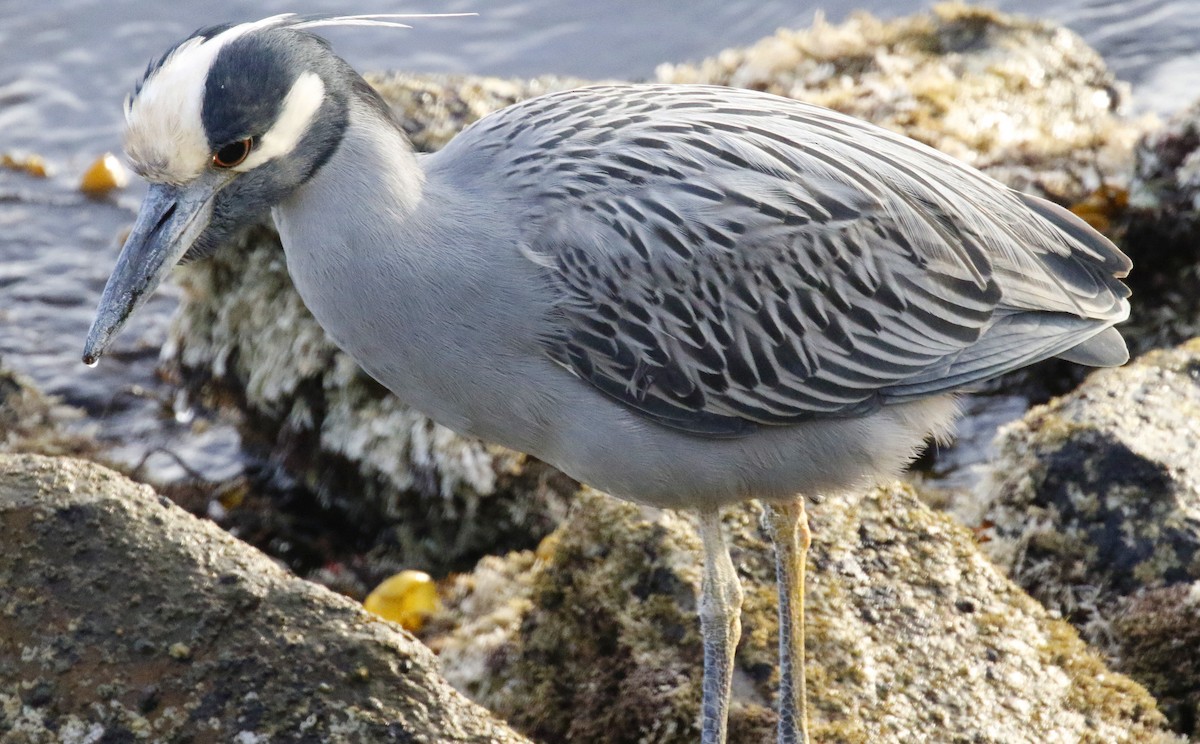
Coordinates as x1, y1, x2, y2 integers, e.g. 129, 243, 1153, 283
460, 85, 1131, 437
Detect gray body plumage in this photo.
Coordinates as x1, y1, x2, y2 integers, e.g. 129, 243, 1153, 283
276, 83, 1128, 509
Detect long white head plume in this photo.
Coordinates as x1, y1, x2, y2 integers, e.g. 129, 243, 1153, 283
122, 13, 474, 185
288, 13, 475, 30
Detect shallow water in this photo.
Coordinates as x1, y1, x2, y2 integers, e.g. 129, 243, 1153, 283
1, 0, 1197, 485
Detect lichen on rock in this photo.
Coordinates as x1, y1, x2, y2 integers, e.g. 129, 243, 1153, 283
974, 339, 1200, 733
1123, 99, 1200, 351
656, 2, 1149, 199
426, 486, 1177, 744
0, 362, 94, 459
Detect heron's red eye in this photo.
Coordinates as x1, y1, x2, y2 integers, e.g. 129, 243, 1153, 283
212, 138, 253, 168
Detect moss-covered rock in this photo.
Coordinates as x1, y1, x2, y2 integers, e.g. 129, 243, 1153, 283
975, 339, 1200, 733
0, 453, 528, 743
427, 486, 1177, 744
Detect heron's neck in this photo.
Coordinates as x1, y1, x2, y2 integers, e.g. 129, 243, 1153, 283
293, 96, 425, 221
273, 94, 435, 277
272, 95, 445, 362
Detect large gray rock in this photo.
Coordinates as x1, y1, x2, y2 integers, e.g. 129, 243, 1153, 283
425, 487, 1178, 744
974, 339, 1200, 733
0, 453, 529, 743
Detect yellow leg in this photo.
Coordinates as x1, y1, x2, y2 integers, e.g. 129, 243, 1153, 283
697, 508, 744, 744
763, 498, 811, 744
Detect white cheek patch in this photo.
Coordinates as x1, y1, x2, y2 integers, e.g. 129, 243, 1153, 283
122, 16, 290, 184
234, 72, 326, 172
124, 35, 215, 184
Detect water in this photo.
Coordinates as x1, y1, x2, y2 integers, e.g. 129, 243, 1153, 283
2, 0, 1198, 485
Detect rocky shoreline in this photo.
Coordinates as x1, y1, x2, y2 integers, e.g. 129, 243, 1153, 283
3, 4, 1199, 742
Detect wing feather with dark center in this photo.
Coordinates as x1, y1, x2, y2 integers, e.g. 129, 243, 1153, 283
464, 85, 1130, 437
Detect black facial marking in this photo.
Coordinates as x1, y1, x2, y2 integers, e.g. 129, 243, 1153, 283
180, 28, 357, 260
202, 30, 303, 150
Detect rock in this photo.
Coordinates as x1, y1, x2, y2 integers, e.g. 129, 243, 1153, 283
425, 487, 1179, 744
0, 453, 529, 743
160, 5, 1151, 577
1113, 585, 1200, 735
1124, 99, 1200, 351
973, 339, 1200, 734
656, 3, 1148, 199
0, 362, 94, 459
161, 75, 592, 576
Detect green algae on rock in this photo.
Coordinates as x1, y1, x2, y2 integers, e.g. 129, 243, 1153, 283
0, 453, 530, 743
426, 487, 1177, 744
974, 339, 1200, 734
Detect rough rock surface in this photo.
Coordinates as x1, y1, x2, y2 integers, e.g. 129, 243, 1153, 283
973, 339, 1200, 733
656, 2, 1147, 198
161, 5, 1151, 577
425, 487, 1177, 744
0, 453, 529, 743
0, 363, 94, 459
1124, 99, 1200, 351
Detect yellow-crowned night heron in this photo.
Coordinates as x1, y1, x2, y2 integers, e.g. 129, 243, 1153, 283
83, 15, 1132, 744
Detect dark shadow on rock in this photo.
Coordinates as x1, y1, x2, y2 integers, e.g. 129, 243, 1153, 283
976, 339, 1200, 735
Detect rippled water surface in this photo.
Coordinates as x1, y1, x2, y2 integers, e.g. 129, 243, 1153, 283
2, 0, 1198, 484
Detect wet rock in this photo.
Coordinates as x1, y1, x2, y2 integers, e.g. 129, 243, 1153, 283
0, 453, 529, 743
426, 486, 1178, 744
0, 361, 94, 458
973, 339, 1200, 734
1114, 585, 1200, 736
1124, 99, 1200, 351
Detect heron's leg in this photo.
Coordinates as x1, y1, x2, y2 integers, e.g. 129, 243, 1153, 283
763, 498, 811, 744
697, 508, 744, 744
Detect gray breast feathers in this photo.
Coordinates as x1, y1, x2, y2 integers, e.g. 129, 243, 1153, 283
468, 85, 1131, 437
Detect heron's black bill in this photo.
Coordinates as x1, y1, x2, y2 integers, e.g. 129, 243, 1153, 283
83, 178, 220, 365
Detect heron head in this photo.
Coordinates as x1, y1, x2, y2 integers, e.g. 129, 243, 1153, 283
83, 14, 424, 364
